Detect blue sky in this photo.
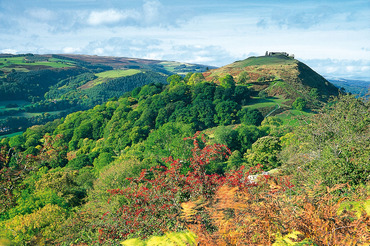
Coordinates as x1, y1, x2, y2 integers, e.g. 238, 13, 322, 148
1, 0, 369, 79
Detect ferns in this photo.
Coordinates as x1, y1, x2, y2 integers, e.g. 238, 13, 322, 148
120, 231, 197, 246
181, 179, 370, 246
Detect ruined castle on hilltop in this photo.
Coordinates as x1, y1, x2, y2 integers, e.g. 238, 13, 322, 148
265, 51, 294, 58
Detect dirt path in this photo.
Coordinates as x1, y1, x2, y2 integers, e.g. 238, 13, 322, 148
265, 103, 281, 118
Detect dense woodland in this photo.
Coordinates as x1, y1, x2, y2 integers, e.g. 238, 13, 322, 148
0, 70, 369, 245
0, 65, 167, 135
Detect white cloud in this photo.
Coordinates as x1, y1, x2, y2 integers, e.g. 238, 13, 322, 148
93, 48, 104, 55
87, 9, 139, 25
303, 59, 370, 80
1, 48, 17, 54
62, 47, 81, 53
143, 0, 161, 24
26, 8, 55, 21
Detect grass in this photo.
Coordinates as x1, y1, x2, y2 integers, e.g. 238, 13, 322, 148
0, 110, 67, 120
244, 96, 290, 110
0, 56, 74, 69
96, 69, 141, 78
274, 109, 314, 127
158, 61, 180, 72
80, 69, 142, 88
0, 131, 23, 139
233, 55, 296, 68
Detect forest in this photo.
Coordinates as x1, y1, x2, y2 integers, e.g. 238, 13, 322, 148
0, 70, 368, 245
0, 55, 168, 136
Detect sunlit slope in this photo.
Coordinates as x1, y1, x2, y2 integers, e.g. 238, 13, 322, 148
204, 55, 339, 106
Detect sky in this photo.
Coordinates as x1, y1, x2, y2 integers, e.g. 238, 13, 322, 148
1, 0, 369, 79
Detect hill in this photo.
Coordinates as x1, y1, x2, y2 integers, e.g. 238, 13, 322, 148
0, 74, 368, 245
0, 54, 213, 136
0, 52, 368, 245
327, 77, 370, 99
203, 55, 339, 109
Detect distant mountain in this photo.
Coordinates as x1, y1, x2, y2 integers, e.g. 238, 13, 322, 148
203, 54, 340, 108
326, 77, 369, 98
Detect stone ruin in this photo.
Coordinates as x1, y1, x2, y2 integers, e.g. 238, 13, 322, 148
265, 51, 294, 58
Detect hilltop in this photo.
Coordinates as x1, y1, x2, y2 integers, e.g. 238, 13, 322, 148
204, 54, 339, 108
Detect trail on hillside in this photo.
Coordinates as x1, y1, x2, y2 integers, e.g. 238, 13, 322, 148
265, 103, 281, 118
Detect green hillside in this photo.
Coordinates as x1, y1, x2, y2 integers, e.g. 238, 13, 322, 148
0, 72, 368, 245
204, 55, 339, 112
0, 54, 368, 245
0, 54, 213, 136
232, 55, 296, 67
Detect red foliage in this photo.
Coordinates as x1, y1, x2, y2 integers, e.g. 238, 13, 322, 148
98, 133, 262, 243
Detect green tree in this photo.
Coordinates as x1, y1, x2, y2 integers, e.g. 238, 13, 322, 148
227, 150, 243, 170
213, 126, 239, 151
237, 71, 250, 84
93, 152, 114, 173
258, 90, 268, 98
167, 74, 184, 87
281, 95, 370, 187
244, 136, 282, 170
129, 126, 150, 144
234, 86, 250, 105
187, 73, 205, 85
219, 74, 235, 89
236, 125, 266, 152
309, 88, 319, 100
237, 108, 264, 126
292, 97, 306, 111
214, 101, 240, 126
8, 135, 26, 150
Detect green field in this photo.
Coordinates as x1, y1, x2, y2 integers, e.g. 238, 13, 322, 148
274, 109, 314, 126
0, 56, 74, 69
233, 55, 296, 68
80, 69, 142, 88
244, 96, 290, 110
0, 131, 23, 139
96, 69, 141, 78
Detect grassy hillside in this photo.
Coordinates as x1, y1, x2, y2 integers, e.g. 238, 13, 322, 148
0, 70, 368, 244
204, 55, 339, 112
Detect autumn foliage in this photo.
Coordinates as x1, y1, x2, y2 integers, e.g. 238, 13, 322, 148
183, 179, 369, 246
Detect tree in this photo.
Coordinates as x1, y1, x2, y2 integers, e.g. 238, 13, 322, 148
213, 126, 239, 151
214, 101, 240, 126
237, 108, 264, 126
244, 136, 282, 170
236, 125, 266, 152
281, 95, 370, 187
237, 71, 249, 84
187, 73, 205, 85
8, 135, 26, 150
219, 74, 235, 89
234, 86, 250, 105
292, 97, 306, 111
167, 74, 184, 87
190, 99, 215, 129
309, 88, 319, 100
93, 152, 114, 173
